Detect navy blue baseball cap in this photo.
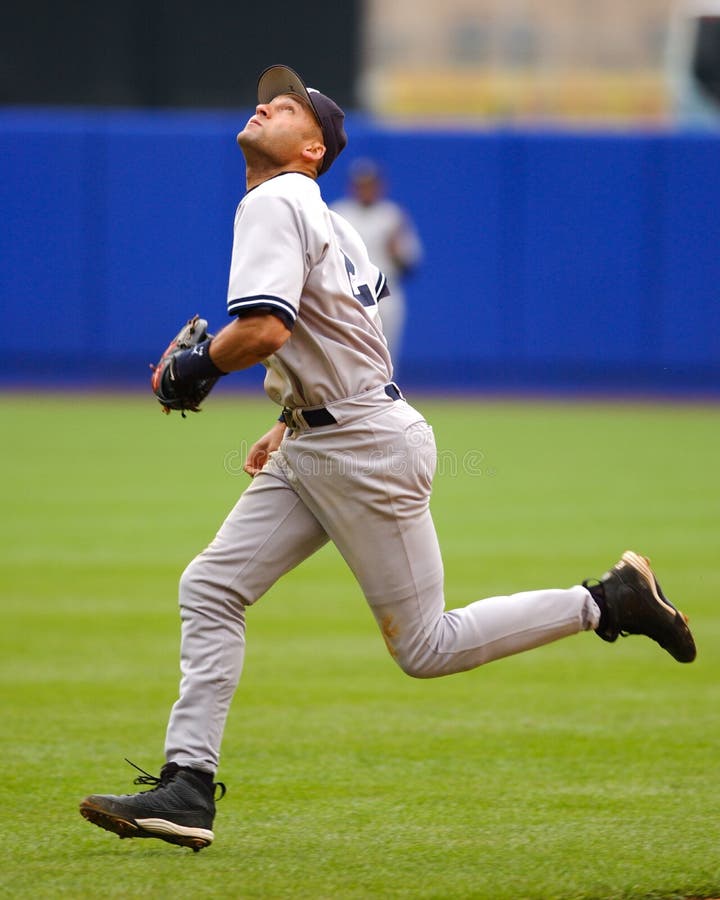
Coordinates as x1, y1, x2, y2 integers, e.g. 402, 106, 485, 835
257, 64, 347, 176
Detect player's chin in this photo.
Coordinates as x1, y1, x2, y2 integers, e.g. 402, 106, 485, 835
237, 126, 255, 145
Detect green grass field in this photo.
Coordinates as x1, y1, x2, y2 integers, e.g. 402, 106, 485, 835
2, 391, 719, 899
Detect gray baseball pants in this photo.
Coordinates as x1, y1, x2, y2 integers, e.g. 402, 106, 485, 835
165, 385, 600, 773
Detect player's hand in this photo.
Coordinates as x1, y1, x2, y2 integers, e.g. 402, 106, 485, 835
244, 421, 286, 477
150, 315, 221, 416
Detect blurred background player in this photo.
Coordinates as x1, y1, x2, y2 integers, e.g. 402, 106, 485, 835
332, 159, 423, 369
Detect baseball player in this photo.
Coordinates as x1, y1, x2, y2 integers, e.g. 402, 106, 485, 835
79, 64, 697, 852
331, 158, 422, 363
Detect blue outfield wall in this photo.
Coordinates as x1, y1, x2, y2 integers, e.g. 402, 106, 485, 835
2, 107, 719, 394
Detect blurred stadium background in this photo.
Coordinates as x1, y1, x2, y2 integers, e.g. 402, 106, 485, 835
2, 0, 719, 394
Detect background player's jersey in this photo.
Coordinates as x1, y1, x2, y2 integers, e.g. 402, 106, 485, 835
330, 197, 422, 285
227, 173, 392, 409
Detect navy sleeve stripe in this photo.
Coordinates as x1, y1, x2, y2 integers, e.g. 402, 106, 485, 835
227, 295, 298, 322
376, 271, 390, 300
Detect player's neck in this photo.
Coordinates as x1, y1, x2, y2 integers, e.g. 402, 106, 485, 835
245, 161, 318, 192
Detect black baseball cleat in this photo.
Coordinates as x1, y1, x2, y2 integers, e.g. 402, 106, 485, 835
79, 760, 226, 852
584, 550, 696, 663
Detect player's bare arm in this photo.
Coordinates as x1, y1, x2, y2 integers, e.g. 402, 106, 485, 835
225, 312, 291, 475
243, 421, 286, 477
149, 311, 290, 415
210, 313, 290, 372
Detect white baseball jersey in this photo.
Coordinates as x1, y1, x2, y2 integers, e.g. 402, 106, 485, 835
226, 173, 393, 409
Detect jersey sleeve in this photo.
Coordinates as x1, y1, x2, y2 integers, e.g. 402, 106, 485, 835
226, 192, 306, 329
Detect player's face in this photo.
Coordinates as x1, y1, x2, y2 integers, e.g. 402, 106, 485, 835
237, 94, 324, 168
353, 175, 382, 205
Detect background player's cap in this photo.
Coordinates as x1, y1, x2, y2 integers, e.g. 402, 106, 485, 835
257, 64, 347, 176
349, 157, 382, 182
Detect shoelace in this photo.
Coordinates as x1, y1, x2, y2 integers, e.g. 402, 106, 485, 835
125, 758, 173, 788
124, 758, 227, 799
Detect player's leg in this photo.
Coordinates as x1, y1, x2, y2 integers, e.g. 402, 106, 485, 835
81, 448, 328, 848
285, 403, 599, 678
291, 402, 694, 672
165, 448, 328, 771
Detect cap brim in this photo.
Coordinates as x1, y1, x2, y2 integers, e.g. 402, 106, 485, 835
257, 65, 320, 126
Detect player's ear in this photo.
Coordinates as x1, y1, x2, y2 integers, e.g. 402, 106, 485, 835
302, 141, 325, 166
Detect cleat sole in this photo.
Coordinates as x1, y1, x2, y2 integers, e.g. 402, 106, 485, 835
80, 803, 139, 839
620, 551, 677, 616
80, 800, 213, 851
620, 550, 696, 663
